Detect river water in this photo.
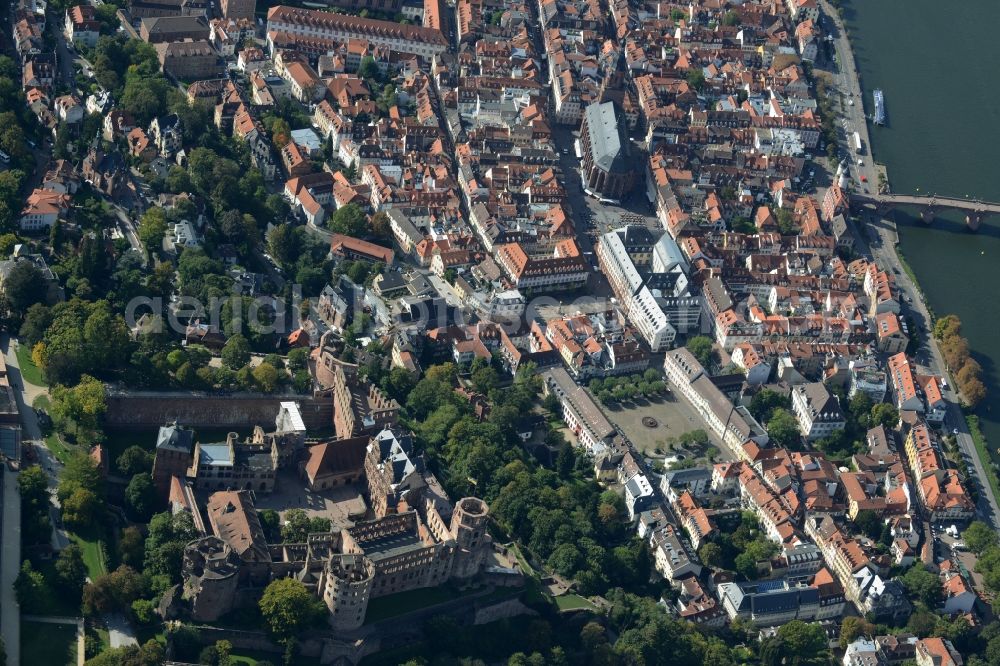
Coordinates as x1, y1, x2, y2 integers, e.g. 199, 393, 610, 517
843, 0, 1000, 452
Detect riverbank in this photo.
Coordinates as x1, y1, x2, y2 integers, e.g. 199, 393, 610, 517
827, 0, 1000, 525
966, 415, 1000, 508
840, 0, 1000, 465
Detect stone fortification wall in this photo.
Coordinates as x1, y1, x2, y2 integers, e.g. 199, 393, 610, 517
106, 392, 332, 431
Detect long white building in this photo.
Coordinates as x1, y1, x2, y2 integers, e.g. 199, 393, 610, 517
596, 230, 675, 351
266, 6, 448, 58
663, 348, 769, 454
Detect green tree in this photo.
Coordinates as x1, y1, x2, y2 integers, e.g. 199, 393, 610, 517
116, 445, 154, 476
259, 509, 281, 542
853, 509, 882, 541
686, 68, 706, 91
138, 208, 168, 254
18, 464, 49, 505
267, 224, 300, 266
118, 526, 144, 569
4, 261, 47, 316
749, 388, 791, 421
698, 542, 724, 569
471, 366, 499, 394
775, 208, 798, 235
18, 465, 52, 545
122, 76, 168, 125
266, 194, 290, 222
280, 508, 310, 542
62, 487, 101, 529
965, 520, 998, 555
840, 616, 874, 649
84, 640, 164, 666
56, 544, 88, 596
82, 565, 145, 616
902, 563, 943, 606
221, 334, 252, 370
685, 335, 714, 367
258, 578, 326, 639
762, 621, 829, 665
286, 347, 309, 372
870, 402, 899, 429
765, 408, 801, 448
327, 203, 366, 236
58, 450, 103, 500
14, 560, 47, 613
125, 472, 158, 521
19, 303, 53, 348
131, 598, 157, 626
144, 511, 198, 585
50, 375, 107, 443
357, 56, 381, 84
252, 363, 279, 393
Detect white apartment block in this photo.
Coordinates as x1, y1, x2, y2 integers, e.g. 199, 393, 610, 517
597, 231, 675, 351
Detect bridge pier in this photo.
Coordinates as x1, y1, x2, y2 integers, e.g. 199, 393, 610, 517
920, 207, 935, 224
967, 211, 985, 232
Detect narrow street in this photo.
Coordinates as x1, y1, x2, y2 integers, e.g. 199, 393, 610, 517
112, 205, 148, 266
2, 337, 70, 550
862, 215, 1000, 527
1, 468, 20, 666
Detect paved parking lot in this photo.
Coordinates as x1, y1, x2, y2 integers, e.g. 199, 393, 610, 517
933, 525, 984, 590
254, 471, 368, 527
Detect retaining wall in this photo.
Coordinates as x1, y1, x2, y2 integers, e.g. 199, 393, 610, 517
105, 392, 332, 431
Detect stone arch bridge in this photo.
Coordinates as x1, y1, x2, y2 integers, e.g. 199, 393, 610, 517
850, 192, 1000, 231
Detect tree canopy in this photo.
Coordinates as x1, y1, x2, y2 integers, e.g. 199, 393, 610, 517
685, 335, 715, 367
258, 578, 326, 639
328, 203, 367, 236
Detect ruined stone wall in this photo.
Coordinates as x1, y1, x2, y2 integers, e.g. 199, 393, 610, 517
105, 392, 332, 431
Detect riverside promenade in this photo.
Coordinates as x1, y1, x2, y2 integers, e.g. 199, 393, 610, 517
819, 0, 879, 194
819, 0, 1000, 527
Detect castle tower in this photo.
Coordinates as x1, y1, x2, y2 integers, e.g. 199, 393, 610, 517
183, 536, 241, 622
322, 554, 374, 632
449, 497, 490, 579
151, 423, 195, 500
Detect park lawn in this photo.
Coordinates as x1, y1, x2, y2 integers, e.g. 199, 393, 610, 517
21, 620, 77, 666
33, 394, 74, 464
70, 529, 107, 579
229, 649, 322, 666
363, 585, 465, 624
94, 626, 111, 653
44, 431, 72, 464
15, 343, 46, 386
508, 543, 551, 606
509, 542, 538, 579
359, 643, 429, 666
554, 594, 595, 611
